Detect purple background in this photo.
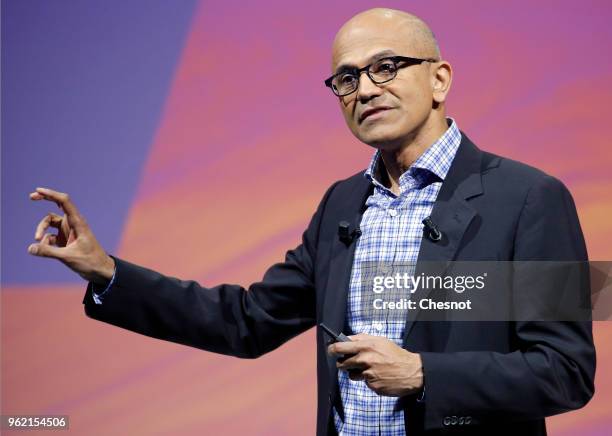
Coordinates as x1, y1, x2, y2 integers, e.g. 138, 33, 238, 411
2, 0, 197, 283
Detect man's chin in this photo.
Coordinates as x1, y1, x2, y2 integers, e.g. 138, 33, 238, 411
356, 130, 402, 149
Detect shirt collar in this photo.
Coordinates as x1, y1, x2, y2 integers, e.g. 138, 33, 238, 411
364, 117, 462, 194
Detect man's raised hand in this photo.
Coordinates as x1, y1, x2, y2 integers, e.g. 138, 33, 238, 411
28, 187, 115, 285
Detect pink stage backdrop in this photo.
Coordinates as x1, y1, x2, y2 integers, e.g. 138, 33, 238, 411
2, 1, 611, 435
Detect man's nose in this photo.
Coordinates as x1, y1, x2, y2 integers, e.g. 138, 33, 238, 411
356, 71, 384, 102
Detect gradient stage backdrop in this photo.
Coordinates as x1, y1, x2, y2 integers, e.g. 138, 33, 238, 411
2, 0, 611, 435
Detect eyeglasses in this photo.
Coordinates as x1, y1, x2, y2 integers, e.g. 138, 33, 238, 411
324, 55, 438, 97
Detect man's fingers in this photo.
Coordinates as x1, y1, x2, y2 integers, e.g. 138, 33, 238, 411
328, 340, 369, 356
27, 241, 65, 259
30, 187, 86, 233
35, 213, 63, 240
31, 188, 77, 215
41, 233, 58, 246
337, 353, 368, 371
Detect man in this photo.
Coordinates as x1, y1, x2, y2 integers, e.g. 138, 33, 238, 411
28, 8, 594, 436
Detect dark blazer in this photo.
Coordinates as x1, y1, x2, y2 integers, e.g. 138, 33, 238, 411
83, 132, 595, 435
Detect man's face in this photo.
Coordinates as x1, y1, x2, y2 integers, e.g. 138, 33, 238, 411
331, 21, 437, 150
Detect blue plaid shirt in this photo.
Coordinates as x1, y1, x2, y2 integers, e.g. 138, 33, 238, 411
334, 118, 461, 435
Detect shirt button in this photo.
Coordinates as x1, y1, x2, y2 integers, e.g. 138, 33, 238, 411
388, 209, 397, 217
374, 322, 383, 331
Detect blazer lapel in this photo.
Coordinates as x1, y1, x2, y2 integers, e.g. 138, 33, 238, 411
403, 133, 484, 343
322, 176, 372, 417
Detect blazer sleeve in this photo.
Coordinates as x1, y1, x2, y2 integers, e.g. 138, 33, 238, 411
82, 181, 339, 359
419, 175, 596, 430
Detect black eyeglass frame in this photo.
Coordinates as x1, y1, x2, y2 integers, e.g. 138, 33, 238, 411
324, 55, 438, 97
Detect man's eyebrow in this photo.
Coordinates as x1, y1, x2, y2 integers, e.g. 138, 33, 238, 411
334, 50, 397, 74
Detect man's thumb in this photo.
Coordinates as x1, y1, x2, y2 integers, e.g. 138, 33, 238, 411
28, 243, 63, 259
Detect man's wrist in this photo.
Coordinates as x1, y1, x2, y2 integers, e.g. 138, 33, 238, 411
93, 255, 116, 285
399, 350, 424, 396
414, 352, 424, 389
102, 254, 115, 282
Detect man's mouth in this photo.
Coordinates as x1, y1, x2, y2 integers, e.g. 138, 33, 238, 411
359, 107, 392, 123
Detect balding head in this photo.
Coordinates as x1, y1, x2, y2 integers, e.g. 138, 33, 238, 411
332, 8, 440, 71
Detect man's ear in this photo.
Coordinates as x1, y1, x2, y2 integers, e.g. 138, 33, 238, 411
431, 61, 452, 104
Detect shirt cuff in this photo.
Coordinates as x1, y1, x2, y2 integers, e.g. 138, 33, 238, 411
91, 263, 117, 305
417, 368, 426, 403
416, 385, 426, 403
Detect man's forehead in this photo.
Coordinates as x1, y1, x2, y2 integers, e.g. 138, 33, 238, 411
332, 29, 414, 71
